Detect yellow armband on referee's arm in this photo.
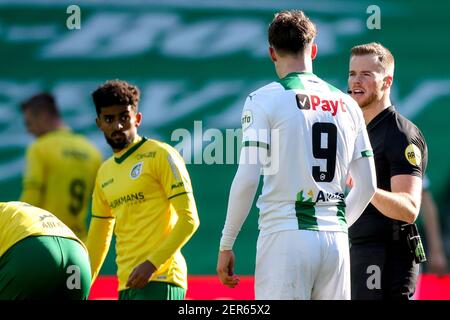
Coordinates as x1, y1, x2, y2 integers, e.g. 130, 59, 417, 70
86, 216, 115, 283
147, 193, 200, 268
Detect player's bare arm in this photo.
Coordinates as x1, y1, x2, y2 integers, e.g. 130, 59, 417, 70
421, 189, 448, 276
371, 174, 422, 223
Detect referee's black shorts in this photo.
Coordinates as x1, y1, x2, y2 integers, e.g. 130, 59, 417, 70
350, 240, 419, 300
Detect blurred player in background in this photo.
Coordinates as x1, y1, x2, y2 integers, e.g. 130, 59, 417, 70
20, 93, 102, 242
348, 43, 428, 299
0, 201, 91, 300
217, 10, 376, 300
86, 80, 199, 300
421, 176, 448, 276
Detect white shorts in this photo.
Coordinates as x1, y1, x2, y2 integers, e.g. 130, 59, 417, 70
255, 229, 350, 300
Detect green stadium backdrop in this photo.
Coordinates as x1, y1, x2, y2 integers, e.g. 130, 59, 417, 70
1, 0, 449, 298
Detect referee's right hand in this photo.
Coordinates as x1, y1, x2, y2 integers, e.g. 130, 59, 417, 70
217, 250, 240, 288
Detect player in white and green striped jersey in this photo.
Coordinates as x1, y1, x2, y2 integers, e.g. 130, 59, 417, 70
217, 10, 377, 300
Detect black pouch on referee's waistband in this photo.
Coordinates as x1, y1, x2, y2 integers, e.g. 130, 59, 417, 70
400, 223, 427, 264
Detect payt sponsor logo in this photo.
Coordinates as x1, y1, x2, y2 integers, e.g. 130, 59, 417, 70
296, 94, 347, 116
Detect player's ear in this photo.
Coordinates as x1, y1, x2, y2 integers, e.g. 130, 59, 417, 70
383, 75, 393, 90
311, 43, 318, 60
269, 46, 277, 62
95, 117, 101, 129
135, 112, 142, 127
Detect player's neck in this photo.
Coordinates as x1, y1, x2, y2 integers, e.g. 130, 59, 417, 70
276, 57, 313, 79
113, 134, 142, 154
40, 120, 67, 136
362, 97, 392, 125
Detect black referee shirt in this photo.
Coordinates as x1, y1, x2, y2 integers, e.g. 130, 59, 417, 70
349, 106, 428, 244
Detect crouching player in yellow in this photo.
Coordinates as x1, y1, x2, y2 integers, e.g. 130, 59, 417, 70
0, 202, 91, 299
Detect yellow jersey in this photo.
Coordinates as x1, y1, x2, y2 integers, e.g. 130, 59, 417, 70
20, 128, 102, 242
91, 136, 199, 290
0, 201, 85, 257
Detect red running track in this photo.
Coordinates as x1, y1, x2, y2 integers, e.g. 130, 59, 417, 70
89, 274, 450, 300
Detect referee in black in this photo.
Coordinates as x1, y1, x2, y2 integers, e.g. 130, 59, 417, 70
347, 43, 428, 300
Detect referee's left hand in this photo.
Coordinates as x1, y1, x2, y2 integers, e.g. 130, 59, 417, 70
126, 260, 156, 289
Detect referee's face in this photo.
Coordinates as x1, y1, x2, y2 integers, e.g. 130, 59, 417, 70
348, 54, 385, 109
96, 104, 142, 152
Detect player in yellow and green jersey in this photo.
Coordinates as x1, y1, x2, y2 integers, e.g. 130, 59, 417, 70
0, 201, 91, 299
20, 93, 103, 242
87, 80, 200, 300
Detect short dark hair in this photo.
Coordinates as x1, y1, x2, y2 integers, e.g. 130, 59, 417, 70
21, 92, 60, 117
268, 10, 317, 56
91, 80, 140, 115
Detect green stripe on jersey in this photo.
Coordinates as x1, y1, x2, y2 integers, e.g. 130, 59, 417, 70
168, 191, 190, 200
361, 150, 374, 157
296, 202, 318, 230
336, 201, 347, 229
242, 141, 269, 150
114, 137, 148, 164
278, 72, 311, 90
92, 215, 114, 219
295, 190, 318, 230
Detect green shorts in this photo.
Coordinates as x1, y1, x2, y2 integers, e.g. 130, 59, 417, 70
119, 281, 185, 300
0, 235, 91, 300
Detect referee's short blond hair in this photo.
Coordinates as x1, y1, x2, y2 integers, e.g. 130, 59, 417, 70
351, 42, 395, 76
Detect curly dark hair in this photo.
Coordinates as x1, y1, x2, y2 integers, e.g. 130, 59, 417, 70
91, 80, 140, 115
268, 10, 317, 56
